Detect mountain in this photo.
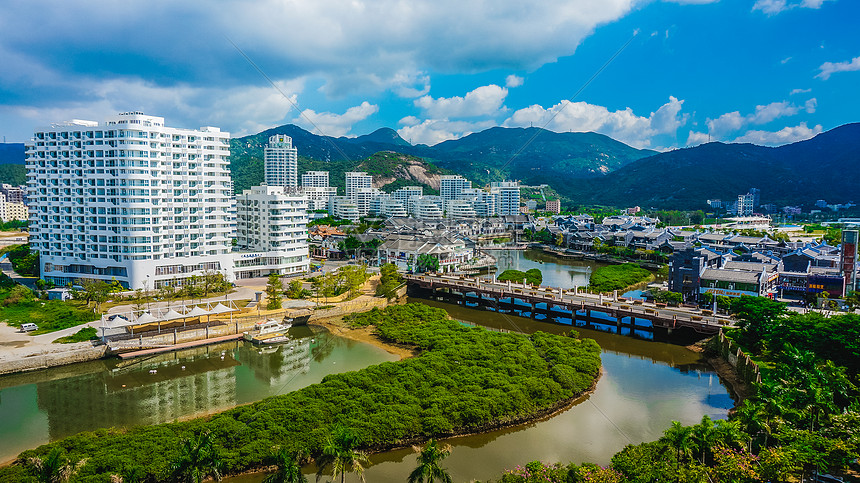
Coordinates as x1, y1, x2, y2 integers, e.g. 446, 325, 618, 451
428, 127, 656, 186
0, 143, 26, 185
569, 123, 860, 208
228, 124, 654, 193
0, 143, 25, 165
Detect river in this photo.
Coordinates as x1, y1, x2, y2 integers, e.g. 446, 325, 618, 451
1, 250, 731, 480
0, 326, 398, 463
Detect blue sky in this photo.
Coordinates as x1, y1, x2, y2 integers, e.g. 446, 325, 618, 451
0, 0, 857, 149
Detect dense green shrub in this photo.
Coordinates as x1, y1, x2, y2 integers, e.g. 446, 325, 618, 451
497, 269, 543, 285
1, 303, 600, 482
588, 264, 652, 293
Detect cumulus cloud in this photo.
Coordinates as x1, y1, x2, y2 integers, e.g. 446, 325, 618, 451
0, 77, 306, 137
415, 84, 509, 119
732, 122, 823, 145
501, 96, 687, 148
505, 75, 524, 88
686, 131, 712, 147
292, 102, 379, 137
816, 55, 860, 80
753, 0, 834, 14
397, 118, 497, 146
705, 98, 814, 138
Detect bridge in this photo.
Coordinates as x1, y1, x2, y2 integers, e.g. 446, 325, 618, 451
405, 274, 732, 335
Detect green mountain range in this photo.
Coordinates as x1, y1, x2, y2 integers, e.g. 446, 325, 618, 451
567, 123, 860, 208
228, 124, 655, 194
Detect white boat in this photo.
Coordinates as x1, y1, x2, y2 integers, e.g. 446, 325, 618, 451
244, 318, 293, 344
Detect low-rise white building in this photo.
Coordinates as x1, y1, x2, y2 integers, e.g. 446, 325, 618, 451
234, 184, 309, 278
413, 196, 444, 220
332, 196, 360, 222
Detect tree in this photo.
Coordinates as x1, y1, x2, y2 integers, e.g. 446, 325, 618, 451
23, 447, 86, 483
730, 296, 787, 350
266, 273, 283, 310
79, 278, 111, 313
315, 425, 369, 483
263, 448, 307, 483
287, 279, 307, 299
169, 431, 223, 483
376, 263, 404, 299
408, 439, 452, 483
416, 254, 439, 273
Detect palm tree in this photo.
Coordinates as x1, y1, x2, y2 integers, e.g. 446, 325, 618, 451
660, 421, 696, 475
23, 447, 86, 483
264, 447, 307, 483
315, 425, 369, 483
407, 439, 453, 483
169, 431, 223, 483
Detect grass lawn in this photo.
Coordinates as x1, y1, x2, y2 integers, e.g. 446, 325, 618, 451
53, 326, 98, 344
0, 296, 98, 334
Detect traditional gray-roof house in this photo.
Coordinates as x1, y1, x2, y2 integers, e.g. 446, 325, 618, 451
377, 233, 472, 272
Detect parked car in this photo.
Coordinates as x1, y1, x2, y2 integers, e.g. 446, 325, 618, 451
21, 323, 38, 332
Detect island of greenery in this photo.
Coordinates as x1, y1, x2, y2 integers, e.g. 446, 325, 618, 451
587, 263, 653, 293
497, 268, 543, 286
2, 303, 601, 482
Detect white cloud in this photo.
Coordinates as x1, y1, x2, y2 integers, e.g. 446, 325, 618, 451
781, 56, 792, 64
505, 75, 524, 88
662, 0, 720, 3
732, 122, 822, 145
415, 84, 509, 119
686, 131, 711, 146
790, 88, 812, 95
753, 0, 788, 14
753, 0, 834, 14
396, 118, 496, 146
816, 55, 860, 80
292, 101, 379, 137
706, 111, 744, 137
501, 96, 687, 148
704, 98, 813, 137
749, 101, 799, 124
0, 77, 307, 138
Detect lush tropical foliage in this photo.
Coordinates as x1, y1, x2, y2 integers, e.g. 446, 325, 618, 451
408, 439, 452, 483
0, 243, 39, 276
497, 269, 542, 286
309, 265, 369, 302
375, 263, 404, 299
495, 296, 860, 482
416, 254, 439, 273
2, 304, 600, 482
587, 263, 651, 293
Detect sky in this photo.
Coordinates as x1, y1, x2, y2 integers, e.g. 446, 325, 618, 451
0, 0, 858, 150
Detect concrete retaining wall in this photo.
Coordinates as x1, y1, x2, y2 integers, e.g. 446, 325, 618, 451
0, 344, 108, 376
717, 330, 762, 387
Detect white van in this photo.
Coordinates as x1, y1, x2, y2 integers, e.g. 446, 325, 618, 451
21, 323, 38, 332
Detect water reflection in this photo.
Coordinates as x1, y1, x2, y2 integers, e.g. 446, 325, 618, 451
0, 328, 398, 462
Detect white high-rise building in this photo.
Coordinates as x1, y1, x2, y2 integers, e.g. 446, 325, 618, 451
353, 187, 379, 217
460, 188, 496, 218
345, 172, 372, 201
301, 171, 329, 187
27, 112, 235, 289
490, 181, 520, 216
332, 196, 360, 222
445, 199, 476, 219
440, 175, 472, 201
235, 185, 309, 278
264, 135, 298, 188
300, 171, 336, 211
413, 196, 444, 220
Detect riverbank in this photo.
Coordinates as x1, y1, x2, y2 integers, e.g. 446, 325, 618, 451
686, 337, 753, 403
310, 317, 419, 361
535, 245, 665, 270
